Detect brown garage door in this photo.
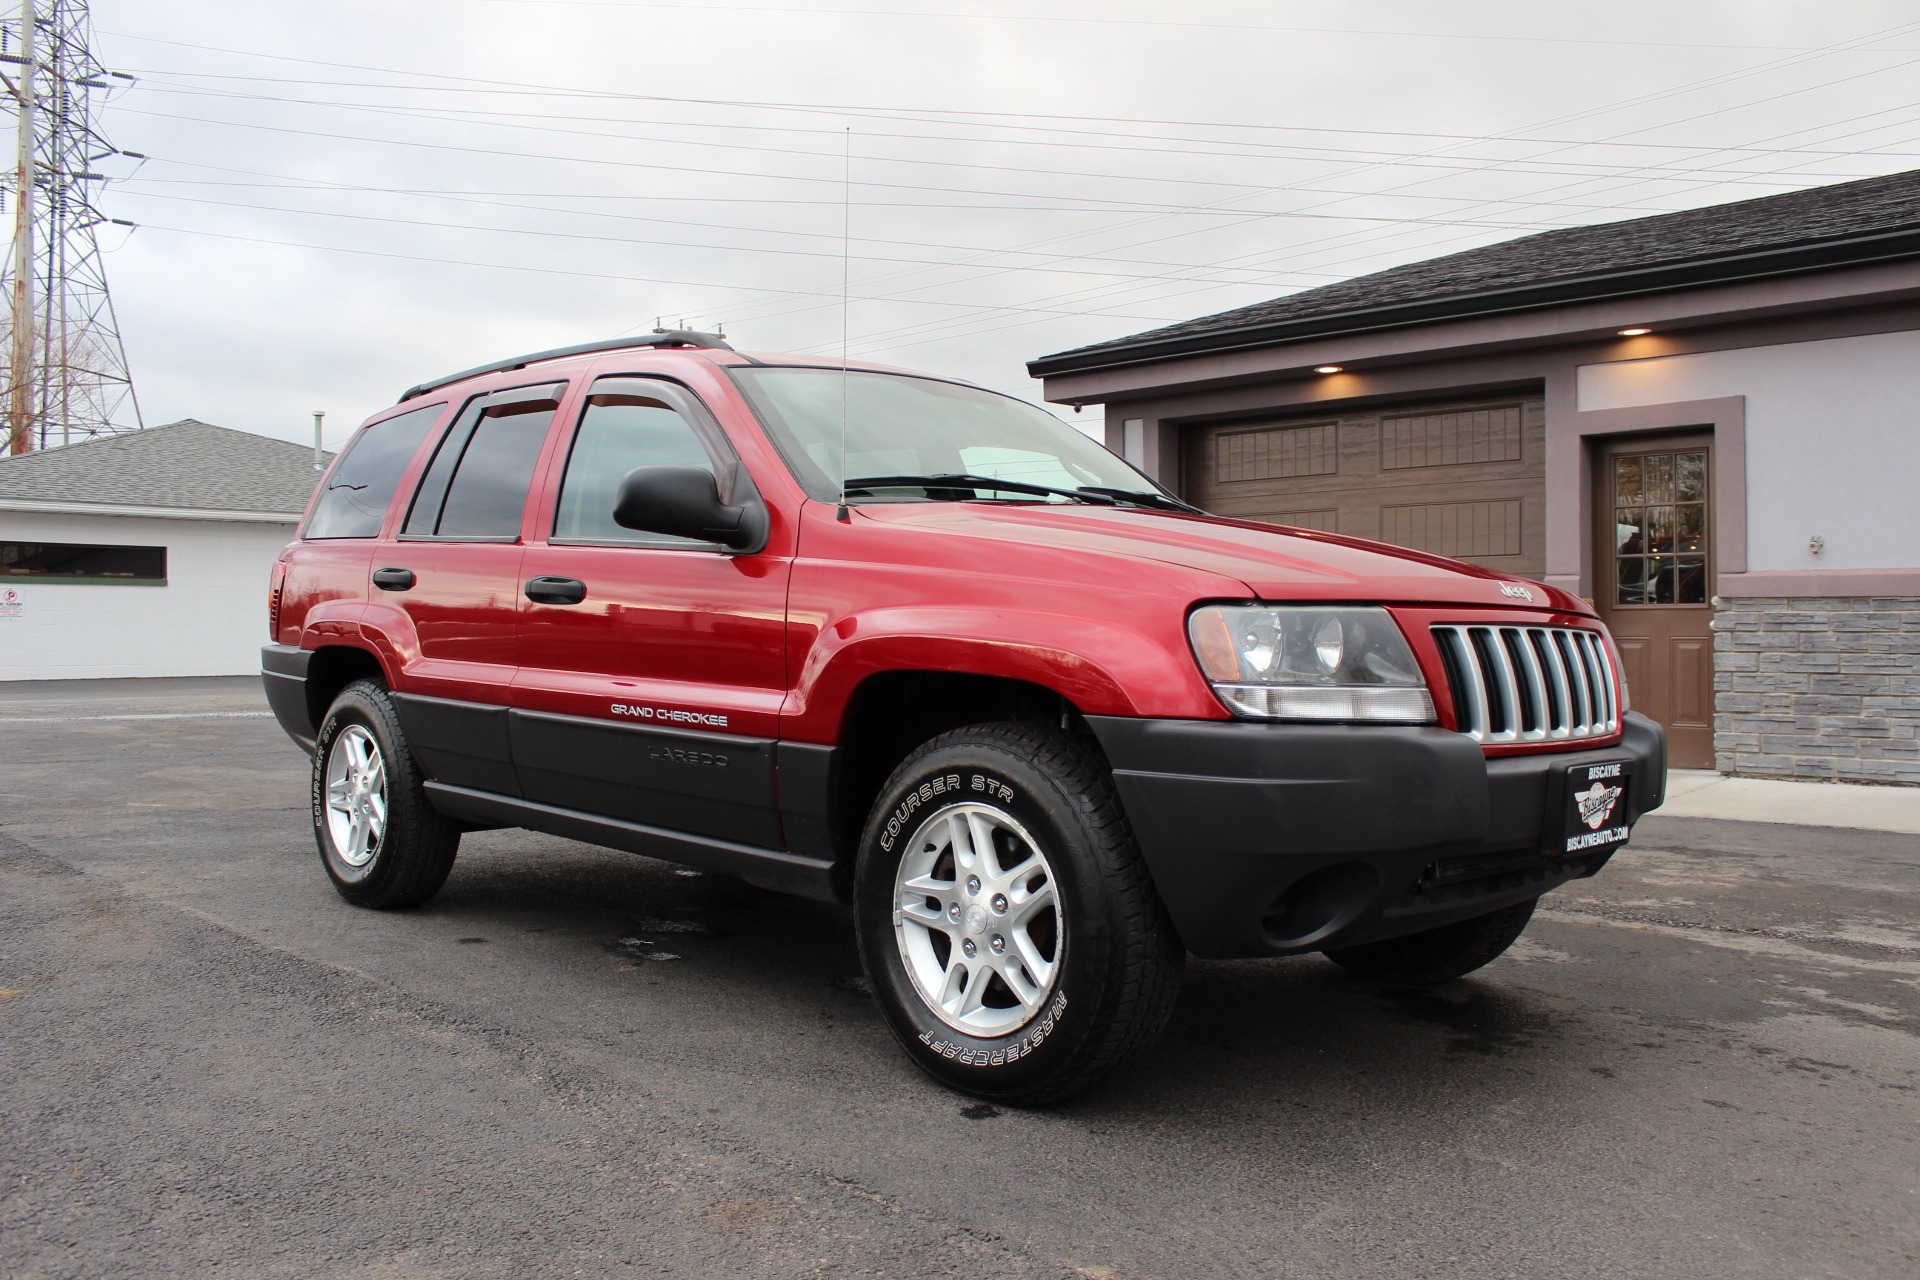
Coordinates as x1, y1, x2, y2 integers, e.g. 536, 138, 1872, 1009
1182, 395, 1547, 578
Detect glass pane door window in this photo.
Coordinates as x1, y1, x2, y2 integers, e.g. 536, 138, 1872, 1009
1613, 448, 1708, 605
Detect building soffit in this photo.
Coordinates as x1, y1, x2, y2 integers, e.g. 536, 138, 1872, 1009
1038, 258, 1920, 409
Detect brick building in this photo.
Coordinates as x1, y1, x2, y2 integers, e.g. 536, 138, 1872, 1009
1031, 170, 1920, 783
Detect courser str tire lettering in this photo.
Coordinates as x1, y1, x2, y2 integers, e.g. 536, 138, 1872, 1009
1321, 896, 1538, 984
312, 678, 461, 909
854, 723, 1183, 1105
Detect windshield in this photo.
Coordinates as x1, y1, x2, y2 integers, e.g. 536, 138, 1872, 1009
729, 367, 1161, 504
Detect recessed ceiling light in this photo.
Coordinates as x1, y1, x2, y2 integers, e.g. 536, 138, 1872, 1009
1617, 327, 1652, 337
1314, 364, 1343, 374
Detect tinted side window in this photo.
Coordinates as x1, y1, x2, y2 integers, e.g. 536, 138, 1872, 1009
554, 395, 717, 546
305, 404, 442, 539
403, 386, 561, 539
436, 408, 555, 538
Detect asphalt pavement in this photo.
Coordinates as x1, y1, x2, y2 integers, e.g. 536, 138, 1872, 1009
2, 677, 1917, 1279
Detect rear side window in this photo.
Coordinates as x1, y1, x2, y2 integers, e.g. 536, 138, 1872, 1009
304, 404, 443, 539
403, 384, 563, 540
554, 391, 718, 546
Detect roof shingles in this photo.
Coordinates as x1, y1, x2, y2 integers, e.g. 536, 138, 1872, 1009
0, 420, 332, 515
1034, 167, 1920, 370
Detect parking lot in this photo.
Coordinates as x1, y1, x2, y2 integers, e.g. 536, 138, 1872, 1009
2, 677, 1917, 1279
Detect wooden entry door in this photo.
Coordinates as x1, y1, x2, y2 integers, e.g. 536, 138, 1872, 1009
1593, 433, 1715, 769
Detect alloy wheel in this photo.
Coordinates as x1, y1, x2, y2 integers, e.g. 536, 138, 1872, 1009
323, 724, 388, 869
892, 802, 1063, 1037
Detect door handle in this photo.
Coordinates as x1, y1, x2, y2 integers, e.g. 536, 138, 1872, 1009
525, 575, 587, 605
372, 567, 415, 591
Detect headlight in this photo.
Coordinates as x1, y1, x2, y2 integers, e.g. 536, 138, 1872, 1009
1187, 604, 1436, 723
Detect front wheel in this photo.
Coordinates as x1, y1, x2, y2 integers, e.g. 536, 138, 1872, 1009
312, 678, 460, 909
853, 723, 1182, 1106
1321, 897, 1538, 984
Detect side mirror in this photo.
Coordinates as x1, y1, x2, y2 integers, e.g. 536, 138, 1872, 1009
612, 466, 768, 553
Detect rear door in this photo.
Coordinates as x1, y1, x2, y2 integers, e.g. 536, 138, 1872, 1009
287, 400, 448, 643
370, 382, 566, 796
511, 376, 791, 847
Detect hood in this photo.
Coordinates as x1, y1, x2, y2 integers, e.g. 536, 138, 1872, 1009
853, 502, 1591, 614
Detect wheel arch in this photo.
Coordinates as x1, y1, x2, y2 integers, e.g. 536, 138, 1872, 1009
795, 667, 1110, 900
305, 643, 392, 731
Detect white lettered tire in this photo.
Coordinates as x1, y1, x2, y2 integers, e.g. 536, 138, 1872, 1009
853, 723, 1182, 1105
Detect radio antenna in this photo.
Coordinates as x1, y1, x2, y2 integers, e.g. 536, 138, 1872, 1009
836, 124, 852, 522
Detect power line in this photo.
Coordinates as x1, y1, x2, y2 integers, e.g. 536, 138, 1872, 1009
133, 100, 1835, 234
118, 188, 1380, 286
774, 17, 1920, 355
131, 221, 1185, 324
97, 29, 1920, 155
123, 75, 1920, 187
94, 17, 1920, 374
456, 1, 1920, 55
114, 163, 1360, 282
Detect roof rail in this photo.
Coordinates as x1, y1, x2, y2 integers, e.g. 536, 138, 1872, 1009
397, 330, 735, 401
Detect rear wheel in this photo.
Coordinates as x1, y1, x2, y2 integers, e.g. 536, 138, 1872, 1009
1322, 897, 1537, 984
312, 678, 460, 909
854, 723, 1182, 1105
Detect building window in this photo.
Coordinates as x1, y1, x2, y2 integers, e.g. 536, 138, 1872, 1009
0, 541, 167, 585
1613, 449, 1708, 605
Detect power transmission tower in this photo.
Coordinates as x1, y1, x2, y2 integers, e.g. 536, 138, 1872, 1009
2, 0, 140, 455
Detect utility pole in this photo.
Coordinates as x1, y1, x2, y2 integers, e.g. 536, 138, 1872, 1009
7, 0, 33, 455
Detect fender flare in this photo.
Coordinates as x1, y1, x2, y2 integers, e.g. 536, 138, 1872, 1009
781, 605, 1219, 743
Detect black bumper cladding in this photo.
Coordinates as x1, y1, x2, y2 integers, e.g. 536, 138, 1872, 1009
1086, 711, 1668, 959
260, 644, 317, 753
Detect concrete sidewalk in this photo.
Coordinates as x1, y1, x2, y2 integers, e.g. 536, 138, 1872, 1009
1660, 769, 1920, 835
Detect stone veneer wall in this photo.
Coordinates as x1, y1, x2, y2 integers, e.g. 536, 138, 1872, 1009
1712, 596, 1920, 784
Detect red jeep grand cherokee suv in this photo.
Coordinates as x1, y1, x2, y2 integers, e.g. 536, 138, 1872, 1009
264, 331, 1665, 1103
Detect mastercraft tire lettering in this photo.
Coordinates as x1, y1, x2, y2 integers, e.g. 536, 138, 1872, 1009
853, 723, 1183, 1105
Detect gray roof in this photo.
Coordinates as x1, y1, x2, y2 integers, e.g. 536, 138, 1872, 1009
0, 419, 333, 516
1031, 167, 1920, 377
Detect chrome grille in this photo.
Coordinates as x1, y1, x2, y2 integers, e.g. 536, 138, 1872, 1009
1431, 625, 1619, 745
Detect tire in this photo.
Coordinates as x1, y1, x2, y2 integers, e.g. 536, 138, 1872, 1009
1322, 897, 1538, 984
312, 678, 460, 909
853, 722, 1182, 1105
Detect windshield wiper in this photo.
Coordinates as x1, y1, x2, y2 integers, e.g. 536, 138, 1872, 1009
1074, 486, 1205, 514
842, 474, 1116, 504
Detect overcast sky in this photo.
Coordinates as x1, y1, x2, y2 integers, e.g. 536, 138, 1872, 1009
70, 0, 1920, 449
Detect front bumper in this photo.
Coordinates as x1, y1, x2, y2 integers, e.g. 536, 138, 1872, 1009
1087, 711, 1667, 959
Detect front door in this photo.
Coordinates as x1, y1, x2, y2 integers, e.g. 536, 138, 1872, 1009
511, 376, 791, 848
1592, 432, 1715, 769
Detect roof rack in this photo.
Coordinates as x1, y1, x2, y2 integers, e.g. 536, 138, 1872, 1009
397, 330, 735, 402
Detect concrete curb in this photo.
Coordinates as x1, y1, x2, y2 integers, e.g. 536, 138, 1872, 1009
1658, 769, 1920, 835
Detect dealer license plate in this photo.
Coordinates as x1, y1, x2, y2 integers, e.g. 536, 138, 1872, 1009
1562, 760, 1632, 856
